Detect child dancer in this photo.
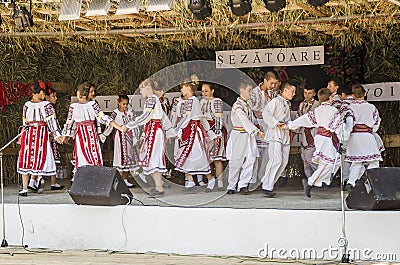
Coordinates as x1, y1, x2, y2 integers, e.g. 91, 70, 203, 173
200, 82, 227, 192
17, 81, 64, 196
285, 88, 339, 198
126, 79, 176, 196
174, 80, 212, 190
344, 84, 382, 190
261, 81, 296, 197
101, 92, 139, 188
44, 84, 66, 191
63, 82, 125, 174
297, 87, 320, 180
226, 82, 262, 194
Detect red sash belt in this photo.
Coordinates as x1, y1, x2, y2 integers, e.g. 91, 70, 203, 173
317, 127, 339, 149
139, 119, 163, 167
352, 124, 372, 133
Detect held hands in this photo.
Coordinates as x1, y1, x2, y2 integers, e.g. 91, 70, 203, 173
55, 135, 65, 144
277, 122, 287, 130
118, 125, 127, 133
257, 131, 265, 141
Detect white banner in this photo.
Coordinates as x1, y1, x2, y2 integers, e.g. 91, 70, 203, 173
364, 82, 400, 101
215, 46, 324, 69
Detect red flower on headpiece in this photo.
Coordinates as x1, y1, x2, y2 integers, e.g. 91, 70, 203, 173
38, 80, 46, 90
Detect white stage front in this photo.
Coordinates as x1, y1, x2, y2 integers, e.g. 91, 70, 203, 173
2, 204, 399, 261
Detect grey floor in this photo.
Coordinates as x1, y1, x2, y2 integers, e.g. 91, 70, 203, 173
2, 176, 346, 210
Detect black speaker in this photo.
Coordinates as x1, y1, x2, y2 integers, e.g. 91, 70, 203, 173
69, 166, 133, 206
346, 167, 400, 210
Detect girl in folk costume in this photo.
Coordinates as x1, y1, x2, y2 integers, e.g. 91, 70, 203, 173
126, 79, 176, 196
153, 80, 171, 116
100, 92, 139, 188
174, 80, 214, 190
226, 82, 263, 194
200, 82, 227, 192
62, 82, 125, 175
17, 81, 64, 196
44, 84, 65, 191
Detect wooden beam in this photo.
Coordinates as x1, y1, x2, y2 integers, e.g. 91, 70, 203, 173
293, 0, 327, 17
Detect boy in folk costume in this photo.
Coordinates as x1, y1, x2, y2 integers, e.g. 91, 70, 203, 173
344, 84, 382, 190
226, 82, 263, 194
328, 85, 355, 182
174, 80, 214, 190
100, 92, 139, 188
261, 81, 296, 197
297, 87, 320, 180
285, 88, 339, 198
200, 82, 227, 192
327, 77, 343, 109
249, 71, 280, 186
17, 81, 64, 196
63, 82, 125, 176
126, 79, 176, 196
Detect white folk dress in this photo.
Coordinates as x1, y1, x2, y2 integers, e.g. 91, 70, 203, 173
17, 101, 62, 176
102, 108, 140, 172
174, 96, 211, 175
127, 95, 175, 175
200, 97, 227, 161
63, 101, 113, 171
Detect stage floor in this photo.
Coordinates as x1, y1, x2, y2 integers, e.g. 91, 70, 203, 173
3, 177, 345, 210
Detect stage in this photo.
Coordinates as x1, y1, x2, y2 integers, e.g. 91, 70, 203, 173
1, 180, 400, 262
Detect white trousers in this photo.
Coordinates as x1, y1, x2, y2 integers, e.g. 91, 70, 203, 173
227, 156, 256, 191
251, 146, 269, 184
308, 161, 339, 187
347, 161, 379, 187
301, 148, 318, 178
261, 142, 290, 191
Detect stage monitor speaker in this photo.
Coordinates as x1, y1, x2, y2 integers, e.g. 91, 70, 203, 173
69, 166, 132, 206
346, 167, 400, 210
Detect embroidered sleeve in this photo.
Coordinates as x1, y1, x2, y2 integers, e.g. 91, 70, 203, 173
212, 98, 223, 133
372, 106, 381, 132
174, 99, 194, 131
249, 87, 262, 112
287, 111, 316, 131
102, 110, 118, 137
44, 102, 62, 138
170, 99, 182, 127
92, 101, 113, 126
63, 105, 75, 137
235, 105, 259, 136
127, 96, 156, 128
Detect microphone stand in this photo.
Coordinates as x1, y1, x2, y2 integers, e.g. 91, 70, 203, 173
0, 129, 24, 256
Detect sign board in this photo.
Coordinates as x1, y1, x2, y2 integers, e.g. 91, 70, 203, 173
215, 46, 324, 69
364, 82, 400, 101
